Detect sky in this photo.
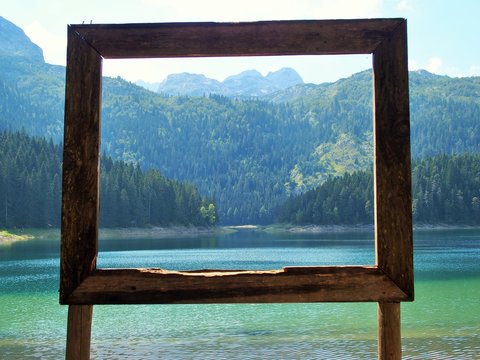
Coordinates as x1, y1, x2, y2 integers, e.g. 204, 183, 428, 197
3, 0, 480, 84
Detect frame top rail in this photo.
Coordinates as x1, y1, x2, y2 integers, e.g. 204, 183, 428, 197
70, 18, 405, 58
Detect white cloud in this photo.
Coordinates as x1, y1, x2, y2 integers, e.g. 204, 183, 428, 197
410, 57, 480, 78
24, 21, 66, 65
397, 0, 412, 11
425, 57, 443, 74
142, 0, 382, 22
468, 65, 480, 76
408, 59, 419, 71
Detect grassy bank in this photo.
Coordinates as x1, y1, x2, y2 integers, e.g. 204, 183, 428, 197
0, 230, 34, 246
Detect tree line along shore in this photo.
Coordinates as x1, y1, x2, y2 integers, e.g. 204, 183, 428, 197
2, 132, 480, 232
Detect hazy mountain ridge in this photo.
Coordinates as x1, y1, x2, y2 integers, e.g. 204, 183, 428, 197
151, 67, 304, 97
157, 72, 224, 96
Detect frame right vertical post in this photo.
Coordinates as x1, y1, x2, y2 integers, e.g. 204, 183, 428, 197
372, 20, 412, 359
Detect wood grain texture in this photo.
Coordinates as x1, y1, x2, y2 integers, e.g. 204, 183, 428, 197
66, 305, 93, 360
372, 20, 414, 300
64, 266, 409, 304
60, 27, 102, 304
70, 19, 404, 59
378, 302, 401, 360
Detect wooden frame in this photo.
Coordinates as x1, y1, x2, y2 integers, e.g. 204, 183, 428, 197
61, 19, 412, 359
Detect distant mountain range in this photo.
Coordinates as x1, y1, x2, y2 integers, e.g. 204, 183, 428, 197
136, 67, 304, 97
1, 15, 480, 224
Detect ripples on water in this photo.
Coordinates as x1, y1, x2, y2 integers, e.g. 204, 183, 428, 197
91, 339, 378, 359
1, 229, 479, 359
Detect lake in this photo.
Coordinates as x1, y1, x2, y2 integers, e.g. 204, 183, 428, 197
1, 229, 479, 359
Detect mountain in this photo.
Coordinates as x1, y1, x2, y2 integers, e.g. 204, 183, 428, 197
222, 70, 267, 96
266, 67, 304, 89
222, 68, 304, 97
135, 80, 161, 92
0, 16, 65, 140
0, 16, 44, 61
155, 67, 304, 97
1, 16, 480, 225
267, 69, 480, 159
157, 72, 224, 96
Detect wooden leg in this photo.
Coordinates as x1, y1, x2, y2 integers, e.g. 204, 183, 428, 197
378, 302, 401, 360
66, 305, 93, 360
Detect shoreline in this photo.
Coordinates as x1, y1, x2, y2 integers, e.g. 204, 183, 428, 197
2, 223, 480, 245
257, 224, 374, 234
256, 223, 480, 234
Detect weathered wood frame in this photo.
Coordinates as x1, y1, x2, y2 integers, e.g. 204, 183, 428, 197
61, 19, 412, 359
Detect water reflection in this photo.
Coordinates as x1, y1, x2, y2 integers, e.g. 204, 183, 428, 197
97, 229, 374, 252
95, 229, 376, 270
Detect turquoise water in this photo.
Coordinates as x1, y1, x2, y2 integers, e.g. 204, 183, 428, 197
0, 229, 479, 359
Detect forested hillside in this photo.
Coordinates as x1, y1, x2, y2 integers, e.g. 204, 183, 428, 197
277, 154, 480, 226
0, 131, 62, 227
1, 16, 480, 225
268, 69, 480, 158
101, 84, 316, 224
0, 131, 217, 228
100, 71, 480, 224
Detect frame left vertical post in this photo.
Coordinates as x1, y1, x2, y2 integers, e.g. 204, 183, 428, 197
61, 25, 102, 303
61, 26, 102, 359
